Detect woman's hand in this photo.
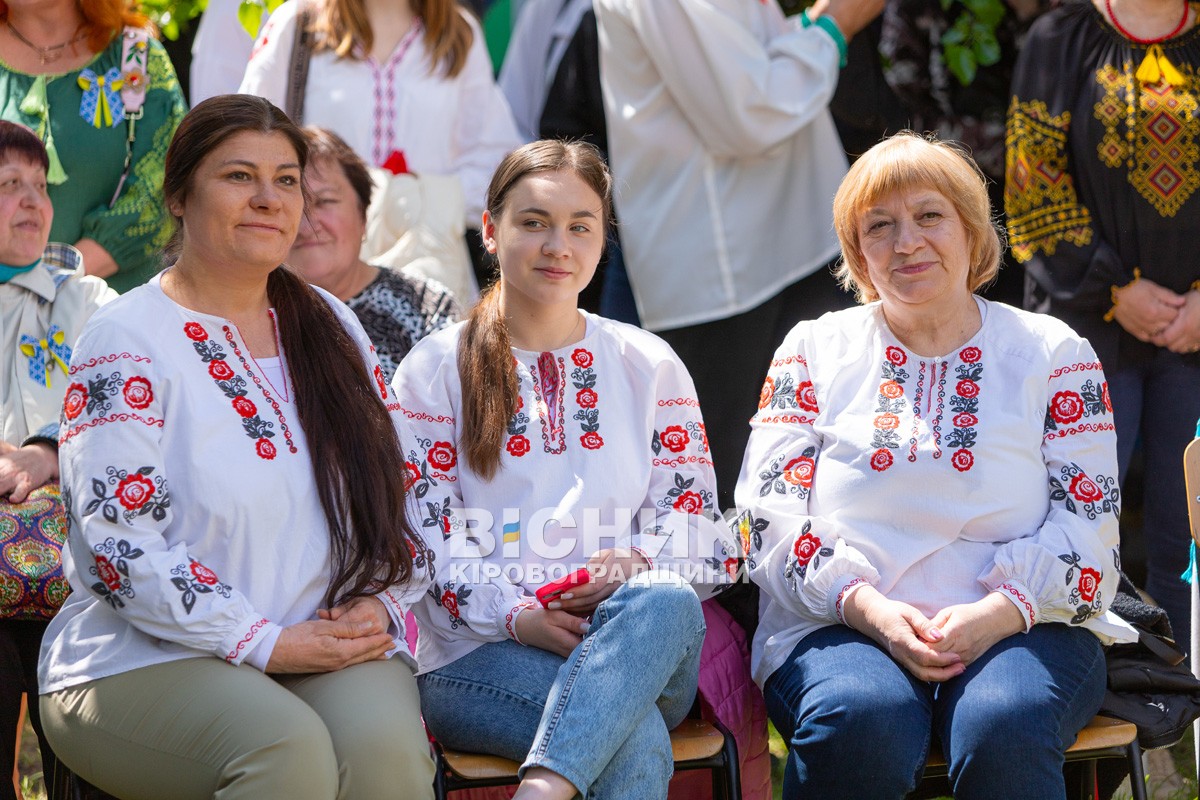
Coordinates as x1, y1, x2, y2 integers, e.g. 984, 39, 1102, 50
841, 585, 965, 682
317, 595, 391, 632
811, 0, 887, 40
550, 548, 650, 615
0, 442, 58, 503
265, 613, 394, 674
1152, 289, 1200, 354
513, 607, 590, 658
926, 593, 1026, 668
1112, 277, 1185, 341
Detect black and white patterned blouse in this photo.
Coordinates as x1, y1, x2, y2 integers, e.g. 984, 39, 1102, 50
346, 266, 460, 382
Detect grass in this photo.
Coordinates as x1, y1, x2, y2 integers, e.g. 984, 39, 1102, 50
16, 712, 47, 800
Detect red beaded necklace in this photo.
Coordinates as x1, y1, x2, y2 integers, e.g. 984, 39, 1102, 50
1105, 0, 1190, 44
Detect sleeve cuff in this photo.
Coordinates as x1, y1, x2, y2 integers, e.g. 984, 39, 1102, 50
504, 599, 538, 644
242, 625, 283, 671
993, 582, 1037, 631
829, 576, 871, 625
221, 616, 278, 666
630, 545, 655, 571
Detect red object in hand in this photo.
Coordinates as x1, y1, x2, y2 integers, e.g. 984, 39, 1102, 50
381, 149, 409, 175
536, 568, 591, 608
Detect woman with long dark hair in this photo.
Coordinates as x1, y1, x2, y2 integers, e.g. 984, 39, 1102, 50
37, 95, 437, 800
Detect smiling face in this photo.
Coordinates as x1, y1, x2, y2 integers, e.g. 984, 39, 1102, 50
0, 155, 51, 266
288, 156, 366, 288
858, 186, 974, 317
483, 169, 605, 316
169, 130, 303, 274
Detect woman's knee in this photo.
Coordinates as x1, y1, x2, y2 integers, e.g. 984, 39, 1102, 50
609, 571, 704, 638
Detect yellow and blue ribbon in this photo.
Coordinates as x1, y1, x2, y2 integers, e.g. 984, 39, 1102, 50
19, 325, 71, 387
77, 67, 126, 128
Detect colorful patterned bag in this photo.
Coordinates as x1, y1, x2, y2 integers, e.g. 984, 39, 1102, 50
0, 482, 71, 620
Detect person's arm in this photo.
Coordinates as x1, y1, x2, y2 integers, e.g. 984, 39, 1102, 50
0, 437, 57, 503
238, 0, 299, 108
599, 0, 878, 159
978, 334, 1121, 630
77, 38, 186, 284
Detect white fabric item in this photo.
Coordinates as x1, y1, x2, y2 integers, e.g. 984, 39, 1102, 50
1, 246, 114, 444
239, 2, 522, 227
360, 166, 477, 305
391, 313, 739, 674
40, 274, 436, 693
737, 299, 1136, 687
594, 0, 848, 332
190, 0, 263, 105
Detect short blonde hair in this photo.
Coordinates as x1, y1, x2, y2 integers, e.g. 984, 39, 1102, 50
832, 132, 1003, 304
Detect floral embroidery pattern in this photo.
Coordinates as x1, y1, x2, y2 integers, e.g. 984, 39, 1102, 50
222, 325, 297, 455
88, 537, 144, 609
121, 376, 154, 410
871, 347, 909, 471
82, 466, 170, 525
1044, 379, 1112, 439
506, 395, 531, 458
528, 354, 567, 454
658, 473, 713, 515
404, 440, 459, 543
1059, 551, 1103, 624
1049, 463, 1120, 520
570, 348, 603, 450
946, 347, 983, 472
434, 581, 471, 629
184, 323, 282, 460
758, 446, 817, 499
784, 520, 834, 591
732, 510, 767, 572
170, 559, 233, 613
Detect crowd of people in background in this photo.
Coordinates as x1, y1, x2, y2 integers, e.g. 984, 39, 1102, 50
1, 0, 1197, 798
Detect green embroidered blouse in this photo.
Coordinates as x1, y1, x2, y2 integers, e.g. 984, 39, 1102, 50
0, 33, 186, 293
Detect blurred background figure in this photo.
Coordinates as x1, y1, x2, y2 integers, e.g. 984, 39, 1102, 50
0, 0, 186, 293
288, 126, 459, 382
0, 120, 115, 800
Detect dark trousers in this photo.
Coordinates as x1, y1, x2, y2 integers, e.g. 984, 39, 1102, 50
658, 265, 854, 512
1, 619, 56, 800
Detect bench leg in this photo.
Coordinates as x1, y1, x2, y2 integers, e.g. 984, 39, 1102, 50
1126, 739, 1148, 800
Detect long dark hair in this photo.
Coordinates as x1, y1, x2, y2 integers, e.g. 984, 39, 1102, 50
163, 95, 419, 605
459, 139, 613, 480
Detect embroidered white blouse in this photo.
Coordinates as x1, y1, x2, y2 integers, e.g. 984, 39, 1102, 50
391, 313, 739, 674
737, 299, 1134, 687
239, 2, 521, 226
38, 274, 435, 694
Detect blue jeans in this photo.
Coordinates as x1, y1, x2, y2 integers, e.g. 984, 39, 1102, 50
764, 623, 1106, 800
417, 571, 706, 800
1108, 343, 1200, 656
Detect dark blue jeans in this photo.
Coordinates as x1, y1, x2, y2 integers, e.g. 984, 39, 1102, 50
1108, 344, 1200, 656
763, 624, 1106, 800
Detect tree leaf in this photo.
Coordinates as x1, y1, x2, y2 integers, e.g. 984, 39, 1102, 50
237, 0, 264, 38
944, 43, 977, 86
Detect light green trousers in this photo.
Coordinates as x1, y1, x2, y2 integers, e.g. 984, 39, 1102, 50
40, 656, 435, 800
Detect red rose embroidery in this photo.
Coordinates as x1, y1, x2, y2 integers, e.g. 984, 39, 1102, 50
184, 322, 208, 341
506, 435, 531, 457
115, 473, 155, 510
886, 346, 907, 366
870, 448, 893, 472
208, 360, 234, 381
874, 412, 900, 430
723, 558, 741, 580
441, 514, 452, 534
122, 376, 153, 410
581, 431, 605, 450
952, 413, 978, 428
1050, 391, 1084, 425
1077, 567, 1101, 603
576, 388, 598, 409
796, 381, 819, 413
879, 380, 903, 399
256, 438, 277, 460
783, 456, 815, 488
951, 449, 974, 472
190, 561, 220, 586
373, 365, 387, 399
960, 346, 982, 364
64, 383, 88, 420
516, 395, 525, 413
661, 425, 690, 453
792, 532, 821, 568
956, 379, 980, 399
441, 590, 460, 619
1069, 473, 1103, 504
758, 378, 775, 410
403, 461, 421, 491
95, 555, 122, 591
571, 348, 593, 368
428, 441, 458, 471
232, 396, 258, 418
673, 491, 704, 514
1101, 382, 1112, 413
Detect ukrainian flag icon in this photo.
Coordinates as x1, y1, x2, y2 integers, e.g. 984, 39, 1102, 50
503, 521, 520, 544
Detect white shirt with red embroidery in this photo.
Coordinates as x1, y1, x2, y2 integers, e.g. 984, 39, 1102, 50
239, 2, 521, 226
391, 312, 738, 675
737, 298, 1136, 687
39, 273, 436, 694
